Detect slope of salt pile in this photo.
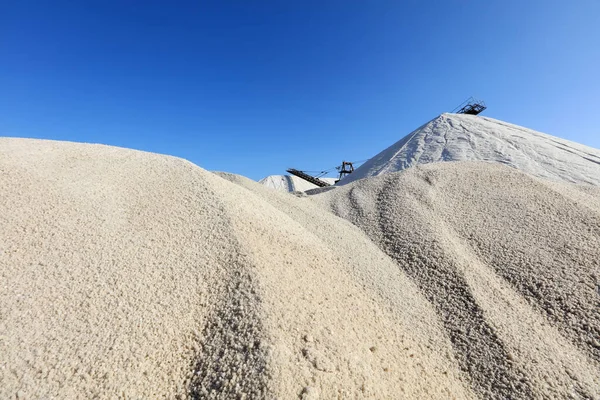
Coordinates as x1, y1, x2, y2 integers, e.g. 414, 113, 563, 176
1, 138, 472, 399
340, 113, 600, 186
312, 161, 600, 399
259, 174, 336, 192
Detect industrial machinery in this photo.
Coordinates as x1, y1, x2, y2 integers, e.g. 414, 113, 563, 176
453, 97, 487, 115
286, 160, 363, 188
286, 168, 332, 187
335, 161, 354, 183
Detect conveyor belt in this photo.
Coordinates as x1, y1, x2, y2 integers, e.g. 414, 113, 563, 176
286, 169, 332, 187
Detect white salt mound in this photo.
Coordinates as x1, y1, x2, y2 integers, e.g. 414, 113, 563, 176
1, 137, 599, 399
340, 113, 600, 186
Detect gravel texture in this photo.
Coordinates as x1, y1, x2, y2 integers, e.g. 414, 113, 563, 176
313, 161, 600, 399
1, 138, 598, 399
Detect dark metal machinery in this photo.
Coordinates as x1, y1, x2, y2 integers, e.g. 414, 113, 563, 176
286, 160, 359, 188
286, 168, 332, 187
453, 97, 487, 115
336, 161, 354, 183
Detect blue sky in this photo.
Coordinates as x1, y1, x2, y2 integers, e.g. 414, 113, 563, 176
2, 1, 599, 180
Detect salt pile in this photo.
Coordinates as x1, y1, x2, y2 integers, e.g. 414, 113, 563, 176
312, 161, 600, 398
1, 137, 599, 399
340, 113, 600, 186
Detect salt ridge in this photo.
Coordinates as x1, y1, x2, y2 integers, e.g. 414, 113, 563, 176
340, 113, 600, 186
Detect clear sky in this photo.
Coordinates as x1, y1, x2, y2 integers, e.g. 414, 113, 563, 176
2, 1, 599, 180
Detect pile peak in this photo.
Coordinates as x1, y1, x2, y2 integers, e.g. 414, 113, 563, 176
340, 113, 600, 186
